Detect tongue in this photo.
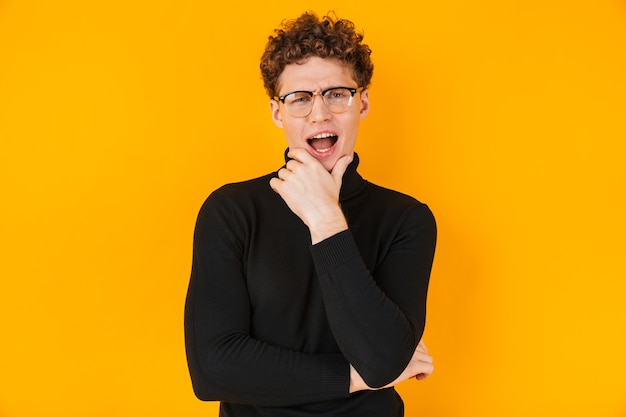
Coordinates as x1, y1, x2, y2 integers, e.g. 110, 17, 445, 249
310, 137, 335, 151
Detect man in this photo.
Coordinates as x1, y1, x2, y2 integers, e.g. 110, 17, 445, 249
185, 11, 437, 416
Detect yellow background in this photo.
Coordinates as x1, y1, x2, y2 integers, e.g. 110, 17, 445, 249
1, 0, 625, 416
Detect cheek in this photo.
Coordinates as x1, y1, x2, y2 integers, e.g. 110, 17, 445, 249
343, 117, 361, 141
282, 122, 302, 145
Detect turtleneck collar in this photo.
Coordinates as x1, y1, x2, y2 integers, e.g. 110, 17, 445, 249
281, 148, 367, 202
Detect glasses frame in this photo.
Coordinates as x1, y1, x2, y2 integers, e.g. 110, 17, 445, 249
273, 86, 364, 118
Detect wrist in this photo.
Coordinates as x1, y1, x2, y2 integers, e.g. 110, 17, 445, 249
309, 217, 348, 244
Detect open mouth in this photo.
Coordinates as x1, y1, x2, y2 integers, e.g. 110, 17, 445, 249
307, 132, 338, 154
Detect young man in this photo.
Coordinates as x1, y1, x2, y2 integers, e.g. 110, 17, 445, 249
185, 12, 437, 416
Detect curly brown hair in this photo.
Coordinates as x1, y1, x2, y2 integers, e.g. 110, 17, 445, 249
260, 11, 374, 98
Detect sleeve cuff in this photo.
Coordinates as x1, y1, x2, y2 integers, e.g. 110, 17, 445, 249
310, 230, 361, 274
320, 354, 350, 398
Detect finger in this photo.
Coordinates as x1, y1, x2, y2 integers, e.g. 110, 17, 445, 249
415, 363, 434, 380
417, 340, 428, 353
420, 353, 433, 364
415, 372, 430, 381
277, 167, 291, 180
287, 147, 313, 163
269, 177, 281, 193
413, 350, 433, 364
330, 153, 353, 184
285, 159, 300, 172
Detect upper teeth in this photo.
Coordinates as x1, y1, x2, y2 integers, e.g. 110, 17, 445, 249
310, 132, 335, 139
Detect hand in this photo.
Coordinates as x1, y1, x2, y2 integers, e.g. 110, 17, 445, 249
408, 340, 433, 381
349, 340, 434, 393
269, 148, 353, 244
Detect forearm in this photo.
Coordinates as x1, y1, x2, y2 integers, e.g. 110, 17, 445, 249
185, 270, 350, 406
312, 232, 419, 387
310, 206, 436, 388
185, 322, 349, 406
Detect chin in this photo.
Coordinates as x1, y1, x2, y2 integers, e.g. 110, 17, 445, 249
320, 157, 340, 172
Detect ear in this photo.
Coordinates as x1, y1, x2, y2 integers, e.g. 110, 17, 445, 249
359, 89, 370, 120
270, 99, 283, 128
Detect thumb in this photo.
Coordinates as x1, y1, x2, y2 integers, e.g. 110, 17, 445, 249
331, 154, 353, 185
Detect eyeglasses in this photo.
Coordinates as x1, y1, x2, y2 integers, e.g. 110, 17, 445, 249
273, 86, 364, 118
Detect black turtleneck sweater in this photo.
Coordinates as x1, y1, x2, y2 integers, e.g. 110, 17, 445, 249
184, 152, 436, 416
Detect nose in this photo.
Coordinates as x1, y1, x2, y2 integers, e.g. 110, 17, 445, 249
308, 92, 331, 122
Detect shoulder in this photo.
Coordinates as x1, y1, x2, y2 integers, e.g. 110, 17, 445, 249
196, 172, 276, 221
356, 181, 437, 239
365, 181, 433, 215
206, 173, 275, 203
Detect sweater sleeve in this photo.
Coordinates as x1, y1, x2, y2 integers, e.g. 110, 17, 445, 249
184, 189, 349, 407
310, 203, 437, 388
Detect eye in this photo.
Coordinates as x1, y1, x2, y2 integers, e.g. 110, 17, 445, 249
325, 88, 351, 102
285, 92, 312, 105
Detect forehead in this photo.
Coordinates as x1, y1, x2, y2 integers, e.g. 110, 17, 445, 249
277, 56, 356, 93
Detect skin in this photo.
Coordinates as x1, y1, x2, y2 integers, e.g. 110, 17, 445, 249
268, 56, 433, 392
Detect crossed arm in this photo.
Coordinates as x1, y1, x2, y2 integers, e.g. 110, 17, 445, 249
270, 149, 434, 392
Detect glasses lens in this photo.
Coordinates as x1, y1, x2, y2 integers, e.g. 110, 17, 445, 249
323, 88, 353, 113
284, 92, 314, 117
